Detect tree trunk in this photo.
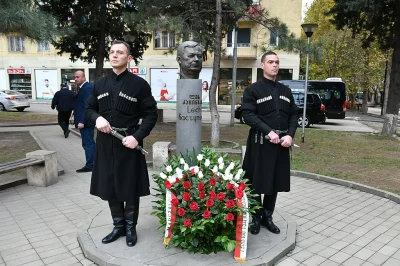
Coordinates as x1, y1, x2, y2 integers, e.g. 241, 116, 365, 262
209, 0, 222, 147
362, 88, 368, 114
94, 0, 107, 82
382, 6, 400, 136
383, 57, 392, 115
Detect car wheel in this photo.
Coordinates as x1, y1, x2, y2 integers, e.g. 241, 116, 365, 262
16, 107, 25, 112
0, 103, 6, 112
239, 116, 245, 124
297, 115, 310, 128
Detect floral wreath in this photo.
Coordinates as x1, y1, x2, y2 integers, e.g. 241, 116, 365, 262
152, 148, 258, 262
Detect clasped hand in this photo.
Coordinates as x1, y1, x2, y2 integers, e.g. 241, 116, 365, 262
267, 131, 292, 148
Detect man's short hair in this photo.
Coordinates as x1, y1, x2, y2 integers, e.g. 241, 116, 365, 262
112, 40, 131, 55
177, 41, 201, 59
45, 79, 49, 81
261, 51, 277, 63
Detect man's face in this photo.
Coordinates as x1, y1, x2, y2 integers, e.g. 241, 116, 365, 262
45, 80, 49, 87
178, 46, 203, 73
109, 44, 132, 69
74, 71, 86, 86
261, 54, 280, 79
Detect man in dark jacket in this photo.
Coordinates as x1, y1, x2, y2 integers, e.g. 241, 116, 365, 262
242, 51, 298, 235
51, 83, 74, 138
74, 70, 95, 173
85, 40, 158, 247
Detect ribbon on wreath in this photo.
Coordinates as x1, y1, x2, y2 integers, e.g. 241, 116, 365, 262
233, 184, 249, 262
163, 190, 178, 245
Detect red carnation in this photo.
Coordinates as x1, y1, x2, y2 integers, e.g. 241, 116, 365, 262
199, 191, 206, 199
206, 199, 214, 208
209, 190, 217, 199
210, 178, 216, 186
226, 200, 235, 208
203, 210, 211, 219
184, 181, 191, 189
165, 181, 172, 189
183, 192, 191, 202
184, 218, 192, 227
235, 189, 244, 199
175, 178, 180, 184
171, 198, 179, 206
177, 208, 186, 217
217, 192, 226, 201
189, 202, 199, 211
190, 168, 196, 176
225, 213, 235, 221
197, 182, 205, 191
239, 182, 246, 191
227, 183, 235, 190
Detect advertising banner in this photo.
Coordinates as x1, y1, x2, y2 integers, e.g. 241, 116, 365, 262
0, 69, 6, 90
150, 68, 179, 103
35, 69, 58, 100
199, 68, 213, 104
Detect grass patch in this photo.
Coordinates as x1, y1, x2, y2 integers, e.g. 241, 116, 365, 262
0, 112, 57, 123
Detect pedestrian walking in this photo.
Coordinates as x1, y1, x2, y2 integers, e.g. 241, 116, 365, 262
51, 83, 73, 138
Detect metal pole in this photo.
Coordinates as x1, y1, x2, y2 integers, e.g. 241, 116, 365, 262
230, 22, 238, 126
301, 37, 310, 143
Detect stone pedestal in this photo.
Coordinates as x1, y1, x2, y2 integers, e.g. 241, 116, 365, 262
176, 79, 202, 160
26, 150, 58, 187
152, 141, 171, 170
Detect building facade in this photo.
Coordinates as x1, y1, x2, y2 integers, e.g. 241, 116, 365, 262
0, 0, 302, 105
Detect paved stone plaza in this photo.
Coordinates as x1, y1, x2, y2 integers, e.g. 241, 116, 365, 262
0, 125, 400, 265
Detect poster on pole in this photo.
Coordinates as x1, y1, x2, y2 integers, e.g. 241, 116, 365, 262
199, 68, 213, 104
150, 68, 179, 103
35, 69, 58, 100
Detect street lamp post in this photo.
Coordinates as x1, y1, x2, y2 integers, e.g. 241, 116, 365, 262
300, 23, 318, 143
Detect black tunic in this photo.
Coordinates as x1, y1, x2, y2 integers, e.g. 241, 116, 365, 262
85, 69, 158, 201
241, 77, 298, 195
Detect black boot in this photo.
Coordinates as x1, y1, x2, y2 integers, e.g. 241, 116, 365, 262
102, 201, 126, 244
125, 199, 140, 247
250, 210, 263, 235
261, 209, 280, 234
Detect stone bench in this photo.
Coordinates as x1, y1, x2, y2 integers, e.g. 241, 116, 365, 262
0, 150, 59, 187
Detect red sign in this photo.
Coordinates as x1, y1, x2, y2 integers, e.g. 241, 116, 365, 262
129, 68, 139, 74
7, 68, 26, 74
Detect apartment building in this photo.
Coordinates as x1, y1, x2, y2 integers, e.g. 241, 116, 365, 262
0, 0, 302, 104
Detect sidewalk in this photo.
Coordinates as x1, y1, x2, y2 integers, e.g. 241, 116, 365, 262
0, 125, 400, 265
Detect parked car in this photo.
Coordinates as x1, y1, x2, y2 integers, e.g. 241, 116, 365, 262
234, 92, 326, 128
0, 90, 30, 112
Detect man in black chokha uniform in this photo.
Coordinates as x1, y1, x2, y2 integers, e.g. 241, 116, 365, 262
85, 40, 158, 247
241, 51, 298, 235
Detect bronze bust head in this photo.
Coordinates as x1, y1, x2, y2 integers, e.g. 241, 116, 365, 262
176, 41, 203, 79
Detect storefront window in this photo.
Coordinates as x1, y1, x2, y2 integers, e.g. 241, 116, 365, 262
61, 69, 81, 90
9, 74, 32, 97
218, 68, 252, 105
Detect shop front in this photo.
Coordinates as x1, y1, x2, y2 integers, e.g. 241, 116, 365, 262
218, 68, 252, 105
7, 68, 33, 97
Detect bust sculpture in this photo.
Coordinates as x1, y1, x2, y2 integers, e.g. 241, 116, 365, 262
176, 41, 203, 79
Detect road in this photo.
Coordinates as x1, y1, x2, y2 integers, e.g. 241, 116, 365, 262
18, 101, 392, 133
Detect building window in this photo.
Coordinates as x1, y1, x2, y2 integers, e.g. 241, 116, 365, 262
154, 31, 175, 49
227, 28, 251, 47
38, 41, 50, 52
8, 36, 25, 52
252, 0, 260, 4
269, 29, 279, 46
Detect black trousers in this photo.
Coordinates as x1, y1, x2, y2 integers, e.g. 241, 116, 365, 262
108, 198, 140, 226
57, 110, 72, 133
254, 192, 278, 213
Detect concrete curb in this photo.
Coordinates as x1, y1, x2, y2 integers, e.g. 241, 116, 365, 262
29, 130, 65, 176
291, 170, 400, 204
0, 122, 58, 127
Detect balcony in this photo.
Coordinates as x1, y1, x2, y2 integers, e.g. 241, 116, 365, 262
221, 43, 258, 60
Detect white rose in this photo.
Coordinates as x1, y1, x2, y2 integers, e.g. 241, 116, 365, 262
222, 174, 229, 181
228, 162, 235, 169
219, 163, 224, 170
168, 175, 175, 183
225, 168, 231, 176
160, 172, 167, 179
226, 174, 233, 180
198, 171, 203, 179
175, 167, 183, 175
234, 174, 241, 180
218, 157, 224, 164
166, 165, 173, 173
177, 173, 184, 179
212, 166, 218, 173
204, 159, 211, 167
197, 154, 203, 161
180, 158, 185, 164
184, 163, 189, 170
194, 166, 200, 174
237, 169, 243, 175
